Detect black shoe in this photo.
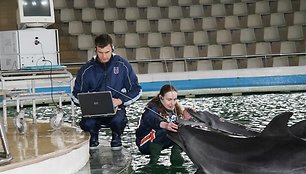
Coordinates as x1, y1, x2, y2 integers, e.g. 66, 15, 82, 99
89, 140, 100, 149
89, 133, 99, 149
111, 139, 122, 150
111, 133, 122, 151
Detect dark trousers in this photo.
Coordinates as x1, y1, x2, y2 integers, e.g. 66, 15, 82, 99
79, 109, 128, 139
137, 129, 175, 155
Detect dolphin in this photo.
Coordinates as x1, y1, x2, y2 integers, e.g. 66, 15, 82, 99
168, 110, 306, 174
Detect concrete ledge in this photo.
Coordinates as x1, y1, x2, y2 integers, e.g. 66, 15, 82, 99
0, 119, 90, 174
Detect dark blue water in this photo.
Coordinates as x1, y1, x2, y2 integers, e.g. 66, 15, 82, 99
4, 92, 306, 173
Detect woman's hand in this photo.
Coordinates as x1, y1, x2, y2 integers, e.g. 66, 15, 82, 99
160, 121, 178, 132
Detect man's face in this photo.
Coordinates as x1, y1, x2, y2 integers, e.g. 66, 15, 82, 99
96, 44, 113, 63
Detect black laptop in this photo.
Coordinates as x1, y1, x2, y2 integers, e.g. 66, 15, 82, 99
78, 91, 116, 117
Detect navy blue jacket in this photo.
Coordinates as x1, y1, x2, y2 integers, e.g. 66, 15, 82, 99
72, 54, 142, 107
136, 102, 165, 146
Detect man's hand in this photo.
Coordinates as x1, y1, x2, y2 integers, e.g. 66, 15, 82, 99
112, 98, 123, 108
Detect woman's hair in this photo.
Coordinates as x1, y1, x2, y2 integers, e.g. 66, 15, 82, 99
95, 34, 113, 48
150, 84, 183, 118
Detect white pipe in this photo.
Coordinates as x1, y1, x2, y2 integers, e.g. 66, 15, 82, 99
2, 74, 71, 81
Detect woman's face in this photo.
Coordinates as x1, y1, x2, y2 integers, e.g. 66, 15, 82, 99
161, 91, 177, 111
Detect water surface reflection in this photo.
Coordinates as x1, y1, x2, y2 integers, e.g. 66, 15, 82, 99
6, 92, 306, 173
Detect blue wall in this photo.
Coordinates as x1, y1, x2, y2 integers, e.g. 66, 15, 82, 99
140, 74, 306, 92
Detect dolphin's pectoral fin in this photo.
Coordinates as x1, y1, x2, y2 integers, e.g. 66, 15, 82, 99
195, 168, 205, 174
289, 120, 306, 138
260, 112, 293, 137
167, 130, 186, 152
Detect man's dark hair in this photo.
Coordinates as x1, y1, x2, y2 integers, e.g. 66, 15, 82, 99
95, 34, 113, 48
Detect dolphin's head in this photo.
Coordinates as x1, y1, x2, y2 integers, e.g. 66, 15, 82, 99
185, 108, 219, 128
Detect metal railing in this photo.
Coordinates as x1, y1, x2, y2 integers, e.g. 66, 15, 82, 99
61, 52, 306, 74
0, 69, 76, 130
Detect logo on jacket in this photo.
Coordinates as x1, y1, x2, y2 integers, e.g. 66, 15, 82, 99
113, 67, 119, 74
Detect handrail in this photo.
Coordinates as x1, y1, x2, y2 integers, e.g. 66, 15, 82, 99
0, 118, 13, 165
0, 68, 75, 130
61, 52, 306, 66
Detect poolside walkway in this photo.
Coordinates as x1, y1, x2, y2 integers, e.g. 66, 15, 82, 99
0, 118, 132, 174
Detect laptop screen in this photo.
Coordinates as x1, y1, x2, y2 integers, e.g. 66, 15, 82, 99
78, 91, 116, 117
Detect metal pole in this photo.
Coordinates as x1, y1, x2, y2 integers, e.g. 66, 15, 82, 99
0, 119, 13, 164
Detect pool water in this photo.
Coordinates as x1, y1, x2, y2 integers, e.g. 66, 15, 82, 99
4, 92, 306, 174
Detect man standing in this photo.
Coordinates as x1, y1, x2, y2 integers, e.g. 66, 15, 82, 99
72, 34, 142, 150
